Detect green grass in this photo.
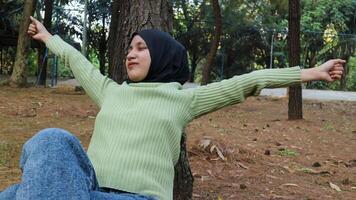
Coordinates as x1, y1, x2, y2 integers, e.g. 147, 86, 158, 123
278, 148, 300, 157
299, 167, 314, 174
323, 122, 336, 131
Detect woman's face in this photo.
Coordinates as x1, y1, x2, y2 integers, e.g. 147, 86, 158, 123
125, 35, 151, 82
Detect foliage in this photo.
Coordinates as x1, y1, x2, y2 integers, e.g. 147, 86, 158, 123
0, 0, 23, 34
347, 57, 356, 91
173, 0, 211, 81
278, 148, 300, 157
307, 56, 356, 91
87, 0, 110, 73
1, 0, 355, 90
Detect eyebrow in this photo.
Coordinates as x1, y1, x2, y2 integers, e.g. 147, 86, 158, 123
129, 41, 146, 48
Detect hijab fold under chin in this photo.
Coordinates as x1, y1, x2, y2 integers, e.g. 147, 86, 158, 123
127, 29, 190, 85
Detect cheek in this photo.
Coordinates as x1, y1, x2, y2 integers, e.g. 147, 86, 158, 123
143, 51, 151, 71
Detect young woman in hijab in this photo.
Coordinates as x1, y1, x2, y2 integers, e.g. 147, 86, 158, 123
0, 17, 345, 200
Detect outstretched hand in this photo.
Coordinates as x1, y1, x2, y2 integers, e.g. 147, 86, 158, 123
27, 16, 52, 43
301, 59, 346, 83
317, 59, 345, 82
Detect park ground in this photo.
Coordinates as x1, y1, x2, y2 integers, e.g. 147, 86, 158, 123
0, 86, 356, 200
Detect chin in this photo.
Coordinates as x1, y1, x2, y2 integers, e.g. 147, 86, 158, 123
128, 76, 143, 82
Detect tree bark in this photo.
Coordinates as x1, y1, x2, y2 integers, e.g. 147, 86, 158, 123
288, 0, 303, 120
108, 0, 173, 83
82, 0, 88, 57
37, 0, 54, 86
10, 0, 36, 87
339, 44, 351, 91
99, 16, 107, 75
189, 55, 198, 82
108, 1, 193, 199
173, 132, 194, 200
201, 0, 222, 85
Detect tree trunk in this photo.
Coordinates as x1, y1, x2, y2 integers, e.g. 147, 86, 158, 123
339, 44, 351, 91
99, 16, 107, 75
10, 0, 36, 87
189, 55, 198, 82
82, 0, 88, 57
108, 1, 193, 199
201, 0, 222, 85
108, 0, 173, 83
288, 0, 303, 120
37, 0, 54, 86
173, 132, 193, 200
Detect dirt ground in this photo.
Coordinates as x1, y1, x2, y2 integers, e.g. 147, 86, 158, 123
0, 86, 356, 200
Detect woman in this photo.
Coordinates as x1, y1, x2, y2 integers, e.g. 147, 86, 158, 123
0, 16, 345, 200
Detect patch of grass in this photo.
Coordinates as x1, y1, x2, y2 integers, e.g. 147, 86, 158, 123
323, 122, 336, 131
0, 143, 12, 166
278, 148, 300, 157
299, 167, 314, 174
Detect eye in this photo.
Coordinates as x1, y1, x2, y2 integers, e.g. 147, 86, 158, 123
127, 46, 133, 53
138, 46, 147, 51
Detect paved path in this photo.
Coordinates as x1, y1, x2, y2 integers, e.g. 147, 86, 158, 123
260, 88, 356, 102
56, 79, 356, 102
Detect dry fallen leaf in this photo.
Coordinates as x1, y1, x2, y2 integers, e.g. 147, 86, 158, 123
281, 183, 299, 187
210, 145, 226, 160
234, 161, 249, 169
198, 138, 211, 149
329, 182, 342, 192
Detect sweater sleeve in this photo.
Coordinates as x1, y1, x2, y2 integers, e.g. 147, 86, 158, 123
45, 35, 116, 107
189, 67, 301, 118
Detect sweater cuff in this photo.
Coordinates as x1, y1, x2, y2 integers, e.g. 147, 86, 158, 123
45, 35, 65, 55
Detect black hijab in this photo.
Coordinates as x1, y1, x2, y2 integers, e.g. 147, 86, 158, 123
128, 29, 190, 85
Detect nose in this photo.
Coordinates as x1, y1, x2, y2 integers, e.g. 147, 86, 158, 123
126, 50, 136, 61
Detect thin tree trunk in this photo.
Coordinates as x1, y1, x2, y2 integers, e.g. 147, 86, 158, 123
189, 56, 198, 82
288, 0, 303, 120
37, 0, 54, 86
99, 16, 107, 75
339, 44, 350, 91
201, 0, 222, 85
82, 0, 88, 57
10, 0, 36, 87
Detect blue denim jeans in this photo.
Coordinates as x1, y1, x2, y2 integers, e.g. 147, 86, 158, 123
0, 128, 156, 200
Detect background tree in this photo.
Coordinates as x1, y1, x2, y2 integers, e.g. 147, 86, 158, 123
9, 0, 36, 87
288, 0, 303, 120
201, 0, 222, 85
173, 0, 210, 82
87, 0, 110, 75
301, 0, 356, 91
0, 0, 23, 77
36, 0, 54, 86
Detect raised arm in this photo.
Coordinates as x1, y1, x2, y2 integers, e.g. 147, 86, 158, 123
27, 16, 115, 107
189, 60, 345, 118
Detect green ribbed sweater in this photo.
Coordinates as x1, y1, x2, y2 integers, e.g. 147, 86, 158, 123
46, 35, 301, 200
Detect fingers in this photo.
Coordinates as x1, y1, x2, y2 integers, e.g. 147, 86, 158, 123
329, 67, 343, 81
28, 24, 37, 32
27, 23, 37, 36
30, 16, 39, 24
332, 59, 346, 65
331, 65, 344, 72
331, 74, 342, 80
